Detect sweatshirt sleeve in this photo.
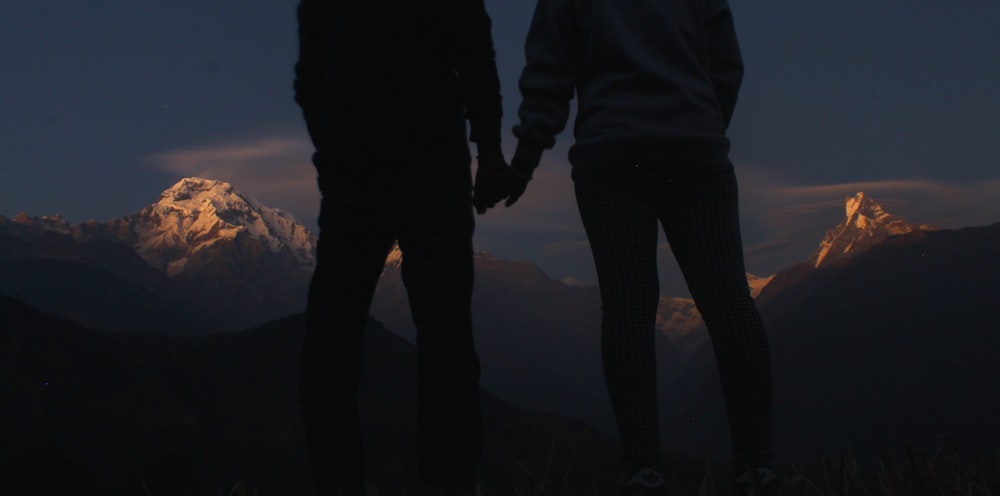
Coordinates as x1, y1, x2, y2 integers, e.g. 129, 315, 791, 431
703, 0, 744, 129
450, 0, 504, 147
511, 0, 578, 172
293, 0, 324, 148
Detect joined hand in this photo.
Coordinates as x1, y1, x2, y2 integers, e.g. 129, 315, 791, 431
472, 152, 529, 214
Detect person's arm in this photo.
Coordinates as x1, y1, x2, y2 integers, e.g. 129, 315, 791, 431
511, 0, 579, 177
703, 0, 744, 129
474, 0, 577, 212
293, 0, 324, 148
449, 0, 504, 156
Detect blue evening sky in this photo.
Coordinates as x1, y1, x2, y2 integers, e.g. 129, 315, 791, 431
2, 1, 999, 292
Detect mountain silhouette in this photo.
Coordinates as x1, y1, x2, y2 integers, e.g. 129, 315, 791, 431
1, 294, 651, 494
371, 246, 711, 435
0, 223, 222, 333
672, 221, 1000, 463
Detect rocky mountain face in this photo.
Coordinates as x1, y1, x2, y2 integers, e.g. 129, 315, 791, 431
87, 177, 315, 276
4, 178, 316, 275
809, 192, 933, 269
758, 192, 931, 305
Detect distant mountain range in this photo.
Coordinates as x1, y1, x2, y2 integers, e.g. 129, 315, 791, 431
3, 181, 999, 467
0, 178, 738, 338
1, 178, 314, 332
0, 177, 746, 431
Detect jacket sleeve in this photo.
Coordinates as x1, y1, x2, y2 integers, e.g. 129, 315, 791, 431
293, 0, 324, 148
703, 0, 744, 129
450, 0, 504, 148
511, 0, 578, 173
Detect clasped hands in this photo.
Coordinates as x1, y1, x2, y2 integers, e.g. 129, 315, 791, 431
472, 151, 530, 214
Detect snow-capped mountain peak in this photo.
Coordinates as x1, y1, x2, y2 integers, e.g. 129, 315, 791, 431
747, 272, 775, 298
7, 212, 73, 236
383, 243, 403, 272
843, 191, 893, 228
809, 192, 930, 268
134, 177, 316, 274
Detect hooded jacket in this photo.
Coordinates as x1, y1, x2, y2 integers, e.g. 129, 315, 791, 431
294, 0, 503, 179
511, 0, 744, 174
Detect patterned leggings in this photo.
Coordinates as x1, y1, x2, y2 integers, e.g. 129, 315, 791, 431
573, 159, 772, 473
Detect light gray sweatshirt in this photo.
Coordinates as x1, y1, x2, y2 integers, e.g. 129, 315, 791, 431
511, 0, 744, 173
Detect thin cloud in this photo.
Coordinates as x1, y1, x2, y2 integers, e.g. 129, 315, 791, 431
742, 165, 1000, 229
146, 135, 320, 226
735, 164, 1000, 273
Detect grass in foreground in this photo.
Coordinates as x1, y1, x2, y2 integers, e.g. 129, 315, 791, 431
4, 445, 999, 495
490, 446, 1000, 496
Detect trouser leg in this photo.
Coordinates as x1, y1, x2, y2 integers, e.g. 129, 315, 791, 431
300, 196, 397, 495
574, 176, 664, 475
657, 165, 772, 469
397, 177, 481, 493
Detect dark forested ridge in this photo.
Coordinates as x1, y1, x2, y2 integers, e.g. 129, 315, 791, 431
670, 222, 1000, 462
1, 295, 654, 494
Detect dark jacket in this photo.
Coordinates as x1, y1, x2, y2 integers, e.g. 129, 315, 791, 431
511, 0, 744, 174
294, 0, 503, 179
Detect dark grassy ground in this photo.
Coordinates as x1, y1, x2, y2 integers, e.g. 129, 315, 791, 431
3, 441, 999, 495
489, 445, 1000, 496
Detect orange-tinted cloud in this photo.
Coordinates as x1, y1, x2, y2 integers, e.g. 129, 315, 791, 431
146, 135, 320, 226
736, 163, 1000, 273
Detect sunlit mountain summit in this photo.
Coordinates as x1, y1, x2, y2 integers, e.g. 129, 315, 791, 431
809, 192, 934, 268
0, 178, 317, 332
94, 177, 317, 276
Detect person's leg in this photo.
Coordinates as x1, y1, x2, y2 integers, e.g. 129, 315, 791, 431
574, 174, 665, 480
397, 176, 481, 494
656, 163, 773, 472
300, 193, 398, 496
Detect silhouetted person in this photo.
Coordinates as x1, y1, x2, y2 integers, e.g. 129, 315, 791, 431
474, 0, 776, 494
294, 0, 505, 494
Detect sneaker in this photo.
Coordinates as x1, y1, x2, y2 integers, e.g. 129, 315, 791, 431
622, 467, 668, 496
734, 466, 779, 496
